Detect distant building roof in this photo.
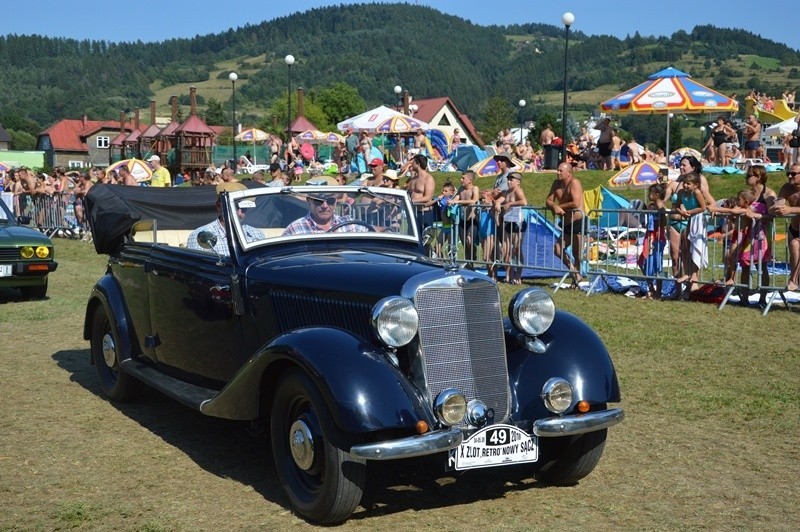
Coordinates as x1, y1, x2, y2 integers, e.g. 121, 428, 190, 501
40, 118, 135, 151
289, 116, 319, 134
174, 115, 216, 135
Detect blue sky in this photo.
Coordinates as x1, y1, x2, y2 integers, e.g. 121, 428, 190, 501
4, 0, 798, 51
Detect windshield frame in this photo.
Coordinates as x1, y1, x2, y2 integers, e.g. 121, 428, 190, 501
224, 185, 421, 253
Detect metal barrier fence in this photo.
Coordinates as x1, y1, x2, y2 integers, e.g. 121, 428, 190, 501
8, 192, 84, 239
412, 203, 797, 315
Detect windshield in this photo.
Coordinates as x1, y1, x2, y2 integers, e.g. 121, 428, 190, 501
0, 197, 15, 223
225, 186, 419, 249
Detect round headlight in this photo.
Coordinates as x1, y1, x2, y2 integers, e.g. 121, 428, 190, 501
20, 246, 34, 259
434, 389, 467, 426
371, 297, 418, 347
36, 246, 50, 259
509, 288, 555, 336
541, 378, 573, 414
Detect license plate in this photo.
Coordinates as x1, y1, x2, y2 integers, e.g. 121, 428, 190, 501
0, 264, 11, 277
448, 424, 538, 471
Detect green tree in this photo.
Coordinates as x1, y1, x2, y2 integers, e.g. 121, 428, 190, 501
9, 129, 36, 150
314, 82, 367, 125
478, 96, 515, 144
203, 97, 225, 126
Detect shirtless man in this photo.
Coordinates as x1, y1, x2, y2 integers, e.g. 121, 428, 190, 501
540, 124, 554, 147
496, 172, 528, 284
772, 163, 800, 290
450, 170, 481, 265
743, 114, 762, 159
73, 171, 93, 237
610, 129, 623, 170
546, 162, 586, 286
407, 154, 436, 234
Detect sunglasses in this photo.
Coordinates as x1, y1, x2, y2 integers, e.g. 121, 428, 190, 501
788, 171, 799, 178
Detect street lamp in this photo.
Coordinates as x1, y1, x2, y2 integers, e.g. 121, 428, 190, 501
518, 99, 526, 144
285, 54, 295, 143
229, 72, 238, 167
561, 11, 575, 163
394, 85, 403, 112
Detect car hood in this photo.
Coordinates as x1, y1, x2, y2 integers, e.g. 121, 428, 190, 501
246, 247, 448, 297
0, 224, 54, 247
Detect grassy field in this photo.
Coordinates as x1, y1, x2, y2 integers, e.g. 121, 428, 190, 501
0, 204, 798, 529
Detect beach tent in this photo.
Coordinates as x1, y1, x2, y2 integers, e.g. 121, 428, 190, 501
452, 145, 487, 171
584, 186, 634, 230
764, 116, 799, 136
518, 209, 569, 279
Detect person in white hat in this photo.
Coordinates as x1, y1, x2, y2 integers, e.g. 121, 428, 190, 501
147, 155, 172, 187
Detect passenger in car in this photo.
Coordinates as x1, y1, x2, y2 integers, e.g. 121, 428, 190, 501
186, 182, 264, 255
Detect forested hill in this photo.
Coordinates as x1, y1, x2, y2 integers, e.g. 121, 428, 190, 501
1, 2, 799, 146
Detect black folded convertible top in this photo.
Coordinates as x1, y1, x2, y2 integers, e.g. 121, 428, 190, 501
85, 184, 241, 254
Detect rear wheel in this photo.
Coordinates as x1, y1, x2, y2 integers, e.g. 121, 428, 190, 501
90, 305, 142, 401
536, 429, 607, 485
270, 369, 365, 524
20, 278, 47, 300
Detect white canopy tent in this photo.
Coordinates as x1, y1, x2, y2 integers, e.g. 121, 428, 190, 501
764, 116, 799, 136
337, 105, 431, 133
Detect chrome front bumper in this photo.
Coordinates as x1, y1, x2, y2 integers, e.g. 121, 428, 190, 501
350, 427, 463, 460
533, 408, 625, 437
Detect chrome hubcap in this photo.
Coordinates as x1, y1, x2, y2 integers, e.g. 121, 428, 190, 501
289, 419, 315, 471
101, 333, 116, 368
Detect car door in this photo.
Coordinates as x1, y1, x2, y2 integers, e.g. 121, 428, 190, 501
146, 244, 246, 387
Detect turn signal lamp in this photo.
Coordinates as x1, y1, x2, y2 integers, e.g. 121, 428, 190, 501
415, 420, 429, 434
577, 401, 590, 413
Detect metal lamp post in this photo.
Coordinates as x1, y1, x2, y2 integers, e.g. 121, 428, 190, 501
285, 54, 295, 143
561, 12, 575, 163
394, 85, 403, 112
229, 72, 238, 167
518, 99, 526, 145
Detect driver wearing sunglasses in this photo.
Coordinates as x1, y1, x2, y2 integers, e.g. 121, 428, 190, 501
283, 192, 370, 235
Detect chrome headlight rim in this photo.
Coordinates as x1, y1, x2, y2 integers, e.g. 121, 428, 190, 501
541, 377, 574, 414
508, 288, 556, 336
434, 388, 467, 426
371, 296, 419, 348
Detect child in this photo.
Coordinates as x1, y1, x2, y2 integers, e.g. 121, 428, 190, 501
435, 182, 457, 258
720, 189, 757, 285
673, 172, 708, 297
638, 183, 667, 299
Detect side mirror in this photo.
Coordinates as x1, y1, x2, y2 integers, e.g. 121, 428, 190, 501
197, 230, 217, 250
17, 215, 31, 225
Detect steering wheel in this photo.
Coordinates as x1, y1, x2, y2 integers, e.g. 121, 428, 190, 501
325, 220, 376, 233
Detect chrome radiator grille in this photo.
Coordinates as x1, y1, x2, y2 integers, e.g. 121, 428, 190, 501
414, 280, 510, 423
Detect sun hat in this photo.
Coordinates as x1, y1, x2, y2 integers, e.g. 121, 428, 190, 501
493, 150, 513, 163
384, 169, 400, 181
147, 155, 160, 162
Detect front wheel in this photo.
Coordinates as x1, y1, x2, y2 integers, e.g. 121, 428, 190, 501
90, 304, 142, 401
535, 429, 607, 485
20, 278, 47, 300
270, 369, 365, 524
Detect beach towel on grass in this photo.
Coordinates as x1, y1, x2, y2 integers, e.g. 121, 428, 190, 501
688, 213, 708, 269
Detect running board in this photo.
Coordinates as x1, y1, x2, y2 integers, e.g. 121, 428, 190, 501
120, 359, 218, 410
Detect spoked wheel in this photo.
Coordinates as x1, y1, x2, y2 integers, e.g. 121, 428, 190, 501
270, 369, 365, 524
90, 305, 142, 401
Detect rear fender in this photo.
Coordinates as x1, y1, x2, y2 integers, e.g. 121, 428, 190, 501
506, 311, 621, 422
201, 327, 431, 433
83, 274, 137, 364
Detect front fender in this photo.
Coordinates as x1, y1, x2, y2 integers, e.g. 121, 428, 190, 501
201, 327, 430, 433
83, 273, 137, 363
506, 310, 621, 423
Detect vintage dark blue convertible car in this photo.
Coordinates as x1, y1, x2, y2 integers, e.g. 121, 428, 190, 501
83, 183, 623, 524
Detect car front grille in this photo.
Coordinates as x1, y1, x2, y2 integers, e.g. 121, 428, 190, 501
414, 279, 510, 424
0, 248, 20, 261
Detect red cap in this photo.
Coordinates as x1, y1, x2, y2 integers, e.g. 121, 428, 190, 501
368, 158, 384, 167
